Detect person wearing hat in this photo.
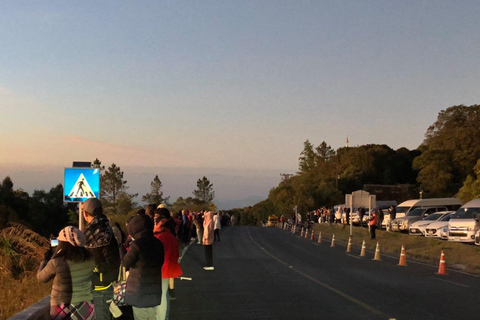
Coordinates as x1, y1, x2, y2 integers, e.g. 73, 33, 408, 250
37, 226, 95, 320
82, 198, 120, 320
122, 214, 164, 319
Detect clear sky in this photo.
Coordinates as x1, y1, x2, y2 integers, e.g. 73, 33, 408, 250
1, 1, 479, 207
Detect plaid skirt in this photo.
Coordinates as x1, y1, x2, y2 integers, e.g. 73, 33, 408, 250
51, 300, 95, 320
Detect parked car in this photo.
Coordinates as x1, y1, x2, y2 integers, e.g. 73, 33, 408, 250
423, 212, 454, 239
390, 206, 448, 232
448, 199, 480, 243
409, 211, 453, 236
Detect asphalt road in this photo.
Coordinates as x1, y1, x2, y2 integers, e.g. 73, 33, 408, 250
170, 226, 480, 320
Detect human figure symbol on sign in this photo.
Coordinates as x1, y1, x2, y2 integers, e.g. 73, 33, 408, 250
70, 178, 86, 197
67, 173, 96, 199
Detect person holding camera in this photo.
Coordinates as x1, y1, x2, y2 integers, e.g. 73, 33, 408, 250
37, 226, 95, 320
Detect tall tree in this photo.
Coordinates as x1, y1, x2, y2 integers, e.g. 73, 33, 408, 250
422, 104, 480, 178
142, 175, 170, 205
101, 163, 137, 215
458, 160, 480, 203
192, 176, 215, 204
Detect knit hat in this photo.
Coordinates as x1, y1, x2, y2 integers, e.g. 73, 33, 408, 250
57, 226, 86, 247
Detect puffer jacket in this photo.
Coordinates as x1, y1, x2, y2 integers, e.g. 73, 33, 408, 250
122, 214, 165, 308
37, 257, 94, 306
84, 214, 120, 289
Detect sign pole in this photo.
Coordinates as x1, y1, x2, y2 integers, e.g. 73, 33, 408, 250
79, 202, 85, 232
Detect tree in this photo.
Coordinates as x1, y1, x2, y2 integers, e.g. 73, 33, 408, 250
142, 175, 170, 205
101, 163, 137, 215
422, 104, 480, 178
413, 149, 456, 197
192, 176, 215, 204
458, 160, 480, 203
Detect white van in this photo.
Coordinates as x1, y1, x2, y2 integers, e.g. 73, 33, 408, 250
448, 198, 480, 244
394, 198, 462, 220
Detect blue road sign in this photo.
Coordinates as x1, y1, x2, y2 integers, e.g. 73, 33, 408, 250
64, 168, 100, 202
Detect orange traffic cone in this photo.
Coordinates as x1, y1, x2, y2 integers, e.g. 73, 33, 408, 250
300, 228, 304, 237
436, 250, 447, 275
317, 231, 322, 244
310, 230, 315, 241
359, 240, 366, 257
346, 236, 352, 253
398, 245, 407, 266
305, 229, 309, 239
373, 242, 381, 261
330, 234, 335, 247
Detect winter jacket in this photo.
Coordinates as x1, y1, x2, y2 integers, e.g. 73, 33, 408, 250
369, 213, 378, 226
154, 230, 182, 279
122, 215, 164, 308
37, 256, 94, 306
84, 214, 121, 290
213, 214, 222, 230
203, 211, 214, 245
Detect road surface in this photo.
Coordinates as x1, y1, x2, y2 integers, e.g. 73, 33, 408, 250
170, 226, 480, 320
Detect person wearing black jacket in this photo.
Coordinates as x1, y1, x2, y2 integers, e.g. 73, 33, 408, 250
83, 198, 120, 320
122, 214, 165, 319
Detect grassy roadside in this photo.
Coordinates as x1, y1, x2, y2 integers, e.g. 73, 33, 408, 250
304, 223, 480, 275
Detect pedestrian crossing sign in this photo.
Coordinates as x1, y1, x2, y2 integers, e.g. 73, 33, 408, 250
64, 168, 100, 202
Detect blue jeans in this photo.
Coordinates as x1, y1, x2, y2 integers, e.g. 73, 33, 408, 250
92, 286, 113, 320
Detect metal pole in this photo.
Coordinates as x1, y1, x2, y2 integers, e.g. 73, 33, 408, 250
79, 202, 85, 232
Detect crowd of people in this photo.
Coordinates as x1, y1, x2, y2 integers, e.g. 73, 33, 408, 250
285, 205, 397, 241
37, 199, 232, 320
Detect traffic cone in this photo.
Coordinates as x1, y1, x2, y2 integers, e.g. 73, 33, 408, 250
310, 230, 315, 241
305, 229, 309, 239
373, 242, 381, 261
398, 245, 407, 266
292, 225, 296, 234
330, 234, 335, 247
436, 250, 447, 275
317, 231, 322, 244
359, 240, 366, 257
346, 236, 352, 253
300, 228, 304, 237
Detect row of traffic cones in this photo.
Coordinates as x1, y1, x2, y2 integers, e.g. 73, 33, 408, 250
288, 226, 447, 275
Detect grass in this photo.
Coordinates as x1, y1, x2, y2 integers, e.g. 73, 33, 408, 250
0, 223, 52, 320
309, 223, 480, 274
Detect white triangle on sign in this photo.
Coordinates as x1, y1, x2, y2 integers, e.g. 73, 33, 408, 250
68, 173, 96, 198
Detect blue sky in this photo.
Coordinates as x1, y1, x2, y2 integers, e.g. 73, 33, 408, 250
1, 1, 479, 207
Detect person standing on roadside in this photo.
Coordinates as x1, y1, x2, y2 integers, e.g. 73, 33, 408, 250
376, 207, 384, 230
203, 211, 215, 270
358, 207, 365, 228
37, 226, 95, 320
83, 198, 120, 320
213, 212, 221, 241
193, 212, 204, 244
369, 210, 378, 240
122, 214, 164, 320
388, 205, 396, 231
154, 211, 183, 320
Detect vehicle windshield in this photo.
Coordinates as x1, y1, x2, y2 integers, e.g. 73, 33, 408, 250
440, 214, 452, 221
406, 208, 425, 217
396, 206, 410, 214
451, 207, 480, 219
423, 213, 443, 221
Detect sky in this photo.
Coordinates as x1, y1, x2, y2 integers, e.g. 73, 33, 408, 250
1, 1, 479, 209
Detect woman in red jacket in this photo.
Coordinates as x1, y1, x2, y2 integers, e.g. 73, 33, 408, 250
154, 209, 183, 320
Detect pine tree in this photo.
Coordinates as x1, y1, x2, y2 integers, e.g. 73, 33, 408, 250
192, 176, 215, 204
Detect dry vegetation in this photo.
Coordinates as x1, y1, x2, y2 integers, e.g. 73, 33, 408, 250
0, 223, 51, 320
312, 223, 480, 274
